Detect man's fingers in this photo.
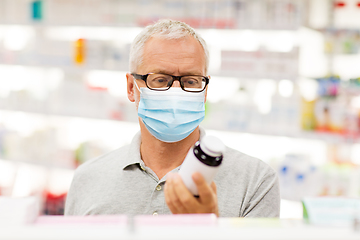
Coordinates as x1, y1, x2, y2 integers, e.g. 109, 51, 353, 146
210, 181, 217, 194
165, 174, 188, 214
165, 173, 219, 217
164, 176, 176, 214
192, 172, 215, 205
172, 174, 198, 210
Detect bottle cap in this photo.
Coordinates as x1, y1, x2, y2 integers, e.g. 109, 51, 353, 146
200, 136, 225, 157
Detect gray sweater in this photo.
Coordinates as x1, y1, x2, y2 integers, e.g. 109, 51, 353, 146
65, 129, 280, 217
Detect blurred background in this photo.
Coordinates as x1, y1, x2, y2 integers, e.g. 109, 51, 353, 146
0, 0, 359, 218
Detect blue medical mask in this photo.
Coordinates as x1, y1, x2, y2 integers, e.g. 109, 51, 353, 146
137, 87, 205, 143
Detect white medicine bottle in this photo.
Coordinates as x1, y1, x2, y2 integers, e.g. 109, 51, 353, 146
179, 135, 225, 196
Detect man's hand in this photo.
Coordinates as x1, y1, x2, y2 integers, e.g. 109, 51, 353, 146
164, 172, 219, 217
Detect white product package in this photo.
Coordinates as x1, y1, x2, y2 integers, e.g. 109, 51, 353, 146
0, 196, 39, 225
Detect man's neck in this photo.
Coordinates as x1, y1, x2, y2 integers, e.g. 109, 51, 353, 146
139, 122, 200, 180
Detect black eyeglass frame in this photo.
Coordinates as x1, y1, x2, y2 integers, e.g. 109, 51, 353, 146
131, 73, 210, 92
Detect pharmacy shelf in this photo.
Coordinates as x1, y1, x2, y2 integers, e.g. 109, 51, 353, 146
0, 104, 137, 124
1, 108, 358, 145
0, 158, 75, 171
0, 62, 300, 84
0, 22, 301, 31
208, 127, 360, 145
246, 129, 359, 144
0, 22, 138, 28
0, 61, 299, 83
0, 62, 129, 74
1, 218, 359, 240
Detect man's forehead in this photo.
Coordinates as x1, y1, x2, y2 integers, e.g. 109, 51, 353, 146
138, 35, 206, 75
146, 68, 202, 76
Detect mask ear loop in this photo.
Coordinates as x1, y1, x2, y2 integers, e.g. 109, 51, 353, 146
133, 79, 142, 93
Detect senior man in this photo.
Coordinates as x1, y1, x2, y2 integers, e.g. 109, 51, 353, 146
65, 19, 280, 217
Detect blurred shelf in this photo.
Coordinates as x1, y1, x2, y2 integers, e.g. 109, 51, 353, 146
0, 22, 139, 27
217, 71, 299, 81
0, 109, 137, 125
1, 109, 358, 145
286, 130, 358, 144
206, 125, 359, 144
0, 158, 75, 171
1, 218, 360, 240
0, 62, 298, 82
0, 62, 129, 74
290, 131, 359, 144
0, 22, 301, 31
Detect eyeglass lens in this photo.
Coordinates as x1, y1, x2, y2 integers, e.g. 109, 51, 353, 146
147, 74, 206, 91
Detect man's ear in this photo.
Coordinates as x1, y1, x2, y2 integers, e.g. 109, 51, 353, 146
126, 73, 135, 102
204, 85, 208, 103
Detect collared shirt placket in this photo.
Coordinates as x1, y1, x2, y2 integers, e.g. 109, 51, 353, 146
138, 163, 165, 215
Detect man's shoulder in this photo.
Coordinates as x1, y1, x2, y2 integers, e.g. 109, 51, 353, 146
218, 146, 280, 218
220, 146, 276, 178
65, 144, 134, 216
75, 144, 131, 178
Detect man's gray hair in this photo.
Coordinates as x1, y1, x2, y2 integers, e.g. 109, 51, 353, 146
129, 19, 209, 74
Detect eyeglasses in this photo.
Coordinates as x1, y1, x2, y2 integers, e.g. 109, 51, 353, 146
131, 73, 209, 92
